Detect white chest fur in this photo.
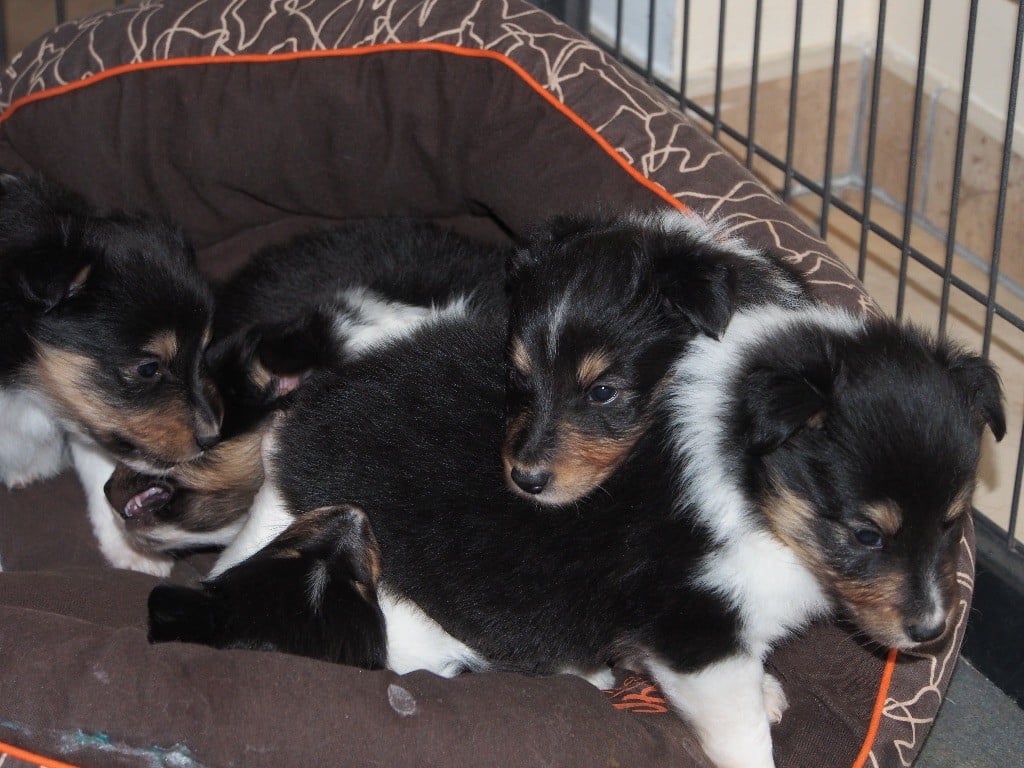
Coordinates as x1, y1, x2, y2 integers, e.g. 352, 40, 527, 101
0, 385, 68, 488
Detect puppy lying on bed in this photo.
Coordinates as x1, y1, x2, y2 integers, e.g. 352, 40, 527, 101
103, 219, 511, 557
0, 171, 222, 574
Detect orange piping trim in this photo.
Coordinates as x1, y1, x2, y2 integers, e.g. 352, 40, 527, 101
0, 42, 688, 214
850, 647, 899, 768
0, 739, 82, 768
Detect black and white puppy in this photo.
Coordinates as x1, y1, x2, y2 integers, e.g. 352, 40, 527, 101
105, 220, 509, 556
0, 172, 221, 574
193, 212, 1003, 768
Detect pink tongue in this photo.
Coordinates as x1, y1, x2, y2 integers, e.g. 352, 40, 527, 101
124, 486, 170, 517
275, 372, 307, 397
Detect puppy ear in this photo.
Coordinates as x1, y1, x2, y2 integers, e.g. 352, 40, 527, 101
946, 352, 1006, 441
740, 361, 834, 456
509, 214, 599, 278
651, 247, 736, 339
257, 311, 336, 385
147, 584, 218, 645
323, 505, 383, 589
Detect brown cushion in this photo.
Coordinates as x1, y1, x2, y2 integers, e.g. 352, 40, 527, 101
0, 1, 966, 766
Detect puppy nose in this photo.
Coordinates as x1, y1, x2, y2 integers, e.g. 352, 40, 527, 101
511, 467, 551, 495
905, 618, 946, 644
195, 431, 220, 451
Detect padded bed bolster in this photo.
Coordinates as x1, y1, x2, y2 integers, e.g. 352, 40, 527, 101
0, 1, 971, 766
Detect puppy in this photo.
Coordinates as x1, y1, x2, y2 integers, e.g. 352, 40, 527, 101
105, 220, 508, 556
196, 212, 1004, 768
501, 212, 806, 504
148, 503, 386, 669
0, 172, 221, 573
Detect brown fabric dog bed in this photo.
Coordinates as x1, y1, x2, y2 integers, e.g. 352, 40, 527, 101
0, 1, 968, 766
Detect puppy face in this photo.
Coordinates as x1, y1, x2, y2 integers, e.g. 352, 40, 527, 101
741, 318, 1005, 650
101, 313, 330, 552
502, 215, 736, 505
1, 175, 221, 468
104, 428, 264, 553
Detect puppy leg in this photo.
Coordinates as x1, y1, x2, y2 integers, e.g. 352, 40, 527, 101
69, 437, 173, 576
0, 387, 68, 488
562, 665, 617, 689
646, 654, 776, 768
209, 477, 294, 578
762, 672, 789, 724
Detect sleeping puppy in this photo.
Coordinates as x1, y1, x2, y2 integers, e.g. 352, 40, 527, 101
148, 503, 386, 669
0, 171, 221, 574
104, 219, 510, 556
192, 212, 1003, 768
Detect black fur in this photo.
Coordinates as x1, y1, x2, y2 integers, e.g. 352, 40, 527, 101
275, 315, 742, 674
149, 504, 386, 668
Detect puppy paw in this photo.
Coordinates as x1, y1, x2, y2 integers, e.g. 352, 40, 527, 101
0, 445, 68, 489
762, 673, 789, 724
568, 666, 617, 689
101, 540, 174, 577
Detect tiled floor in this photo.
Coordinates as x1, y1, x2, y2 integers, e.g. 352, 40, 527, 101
916, 658, 1024, 768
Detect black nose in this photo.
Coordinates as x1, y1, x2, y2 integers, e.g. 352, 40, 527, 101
905, 618, 946, 644
511, 467, 551, 494
195, 431, 220, 451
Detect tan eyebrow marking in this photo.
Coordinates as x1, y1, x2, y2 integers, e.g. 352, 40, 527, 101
577, 350, 612, 388
509, 336, 531, 375
863, 501, 903, 537
143, 330, 178, 361
944, 486, 974, 523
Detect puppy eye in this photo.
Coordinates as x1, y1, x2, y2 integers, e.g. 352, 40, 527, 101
136, 361, 161, 380
587, 384, 618, 404
854, 529, 884, 549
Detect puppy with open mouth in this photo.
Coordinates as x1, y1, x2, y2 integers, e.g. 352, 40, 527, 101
0, 171, 221, 574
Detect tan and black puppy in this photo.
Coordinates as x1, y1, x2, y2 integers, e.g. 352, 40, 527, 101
0, 171, 220, 574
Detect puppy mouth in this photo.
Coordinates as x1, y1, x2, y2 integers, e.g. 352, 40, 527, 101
99, 434, 202, 472
104, 466, 175, 528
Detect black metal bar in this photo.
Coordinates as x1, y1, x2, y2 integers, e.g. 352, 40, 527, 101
645, 0, 656, 82
55, 0, 66, 25
745, 0, 763, 169
0, 0, 6, 65
982, 1, 1024, 360
679, 0, 690, 107
612, 78, 1024, 334
782, 0, 803, 203
1010, 409, 1024, 549
938, 0, 978, 340
896, 0, 932, 320
820, 0, 845, 238
558, 0, 591, 32
614, 0, 624, 59
856, 0, 887, 282
713, 0, 726, 141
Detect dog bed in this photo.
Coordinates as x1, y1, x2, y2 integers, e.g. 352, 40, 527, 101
0, 1, 968, 766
